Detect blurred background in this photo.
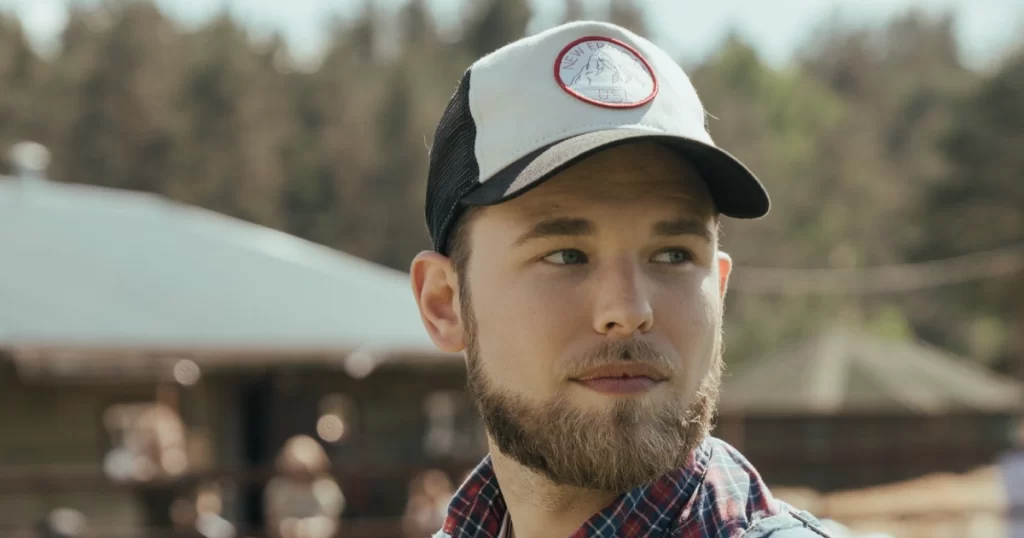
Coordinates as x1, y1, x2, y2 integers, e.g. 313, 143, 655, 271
0, 0, 1022, 537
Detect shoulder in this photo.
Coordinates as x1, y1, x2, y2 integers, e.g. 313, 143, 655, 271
692, 437, 776, 518
735, 508, 835, 538
686, 438, 833, 537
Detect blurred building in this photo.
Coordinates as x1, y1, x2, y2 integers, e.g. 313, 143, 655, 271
0, 162, 477, 536
716, 324, 1024, 492
9, 147, 1019, 535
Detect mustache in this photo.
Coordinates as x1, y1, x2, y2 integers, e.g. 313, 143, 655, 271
564, 339, 675, 377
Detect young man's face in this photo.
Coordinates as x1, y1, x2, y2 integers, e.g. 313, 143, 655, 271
415, 141, 732, 492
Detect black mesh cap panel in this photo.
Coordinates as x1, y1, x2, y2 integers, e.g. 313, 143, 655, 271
425, 70, 479, 255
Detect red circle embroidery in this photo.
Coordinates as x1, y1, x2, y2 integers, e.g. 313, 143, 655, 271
553, 36, 658, 109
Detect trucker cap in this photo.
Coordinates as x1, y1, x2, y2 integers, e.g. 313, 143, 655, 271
425, 20, 769, 254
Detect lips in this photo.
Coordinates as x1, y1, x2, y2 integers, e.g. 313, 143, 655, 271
576, 376, 660, 394
573, 363, 668, 382
571, 363, 667, 395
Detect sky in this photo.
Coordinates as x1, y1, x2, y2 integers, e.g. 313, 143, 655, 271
0, 0, 1022, 69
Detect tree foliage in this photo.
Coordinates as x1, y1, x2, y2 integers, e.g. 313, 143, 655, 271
1, 1, 1020, 374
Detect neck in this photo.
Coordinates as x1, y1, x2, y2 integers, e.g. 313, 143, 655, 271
489, 444, 619, 538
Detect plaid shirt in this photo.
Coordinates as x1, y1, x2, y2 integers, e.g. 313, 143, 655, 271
434, 437, 832, 538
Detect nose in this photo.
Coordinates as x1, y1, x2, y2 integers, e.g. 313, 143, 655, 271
592, 259, 654, 337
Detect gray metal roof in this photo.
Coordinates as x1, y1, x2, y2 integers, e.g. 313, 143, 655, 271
0, 177, 441, 358
720, 325, 1024, 415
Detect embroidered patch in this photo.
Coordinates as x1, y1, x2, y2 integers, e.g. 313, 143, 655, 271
554, 36, 658, 109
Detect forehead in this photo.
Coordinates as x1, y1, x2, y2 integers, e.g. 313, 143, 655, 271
492, 142, 716, 222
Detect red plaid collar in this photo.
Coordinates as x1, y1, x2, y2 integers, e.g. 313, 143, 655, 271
438, 437, 801, 538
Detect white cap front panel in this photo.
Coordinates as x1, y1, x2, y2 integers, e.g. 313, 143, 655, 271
467, 21, 713, 184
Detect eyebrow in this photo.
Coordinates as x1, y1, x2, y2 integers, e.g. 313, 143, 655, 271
513, 218, 593, 246
652, 218, 715, 244
513, 216, 714, 246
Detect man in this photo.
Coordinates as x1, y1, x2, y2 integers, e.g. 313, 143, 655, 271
410, 20, 833, 538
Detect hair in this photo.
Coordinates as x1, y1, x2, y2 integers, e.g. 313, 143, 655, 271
445, 207, 481, 302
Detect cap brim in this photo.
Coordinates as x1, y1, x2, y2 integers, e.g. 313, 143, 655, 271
461, 128, 769, 218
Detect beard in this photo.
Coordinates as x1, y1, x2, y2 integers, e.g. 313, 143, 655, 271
461, 295, 723, 493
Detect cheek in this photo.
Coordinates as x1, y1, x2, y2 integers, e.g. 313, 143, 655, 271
469, 273, 580, 394
657, 282, 720, 390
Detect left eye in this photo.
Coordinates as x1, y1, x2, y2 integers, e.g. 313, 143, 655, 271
651, 249, 692, 264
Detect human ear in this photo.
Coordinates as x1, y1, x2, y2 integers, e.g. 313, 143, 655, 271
410, 251, 466, 353
715, 251, 732, 301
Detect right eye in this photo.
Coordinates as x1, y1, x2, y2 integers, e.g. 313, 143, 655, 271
542, 249, 589, 265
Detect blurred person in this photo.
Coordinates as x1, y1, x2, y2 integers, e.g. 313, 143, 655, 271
135, 404, 190, 531
264, 435, 345, 538
170, 482, 237, 538
401, 469, 455, 537
135, 403, 191, 480
103, 403, 189, 483
411, 21, 832, 538
36, 508, 87, 538
102, 402, 191, 531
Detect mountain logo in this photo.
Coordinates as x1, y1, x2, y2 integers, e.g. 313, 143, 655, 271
554, 36, 657, 109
